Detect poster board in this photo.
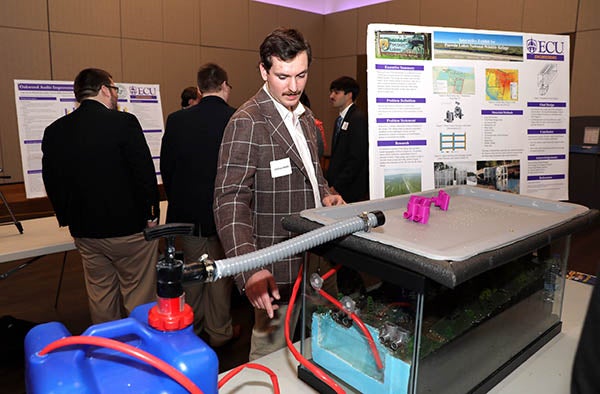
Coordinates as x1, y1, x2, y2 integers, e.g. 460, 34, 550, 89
13, 80, 164, 198
366, 24, 570, 201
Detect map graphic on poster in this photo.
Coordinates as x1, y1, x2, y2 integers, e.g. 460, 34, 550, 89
432, 66, 475, 95
485, 69, 519, 101
367, 24, 570, 201
14, 80, 164, 198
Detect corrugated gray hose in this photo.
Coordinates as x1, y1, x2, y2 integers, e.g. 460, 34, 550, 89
184, 210, 385, 283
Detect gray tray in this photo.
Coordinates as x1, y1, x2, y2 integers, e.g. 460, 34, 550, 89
300, 186, 589, 261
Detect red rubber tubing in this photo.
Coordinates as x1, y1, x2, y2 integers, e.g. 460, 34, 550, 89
317, 289, 384, 370
218, 362, 280, 393
285, 264, 346, 394
39, 336, 202, 394
321, 264, 342, 281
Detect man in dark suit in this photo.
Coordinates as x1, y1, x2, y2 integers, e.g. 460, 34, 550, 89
42, 68, 160, 324
327, 76, 369, 203
214, 28, 344, 360
160, 63, 237, 347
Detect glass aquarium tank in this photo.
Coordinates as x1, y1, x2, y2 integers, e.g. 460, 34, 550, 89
282, 186, 596, 394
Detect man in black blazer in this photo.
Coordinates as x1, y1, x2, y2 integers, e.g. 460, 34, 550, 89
327, 76, 369, 203
42, 68, 160, 324
160, 63, 237, 347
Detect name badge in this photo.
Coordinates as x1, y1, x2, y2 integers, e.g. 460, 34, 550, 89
270, 157, 292, 178
341, 121, 349, 131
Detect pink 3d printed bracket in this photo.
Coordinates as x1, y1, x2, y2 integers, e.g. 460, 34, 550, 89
403, 190, 450, 224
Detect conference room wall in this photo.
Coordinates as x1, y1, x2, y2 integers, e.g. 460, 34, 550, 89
0, 0, 327, 184
0, 0, 598, 184
0, 0, 48, 30
337, 0, 581, 59
570, 0, 600, 117
322, 0, 600, 152
0, 27, 51, 185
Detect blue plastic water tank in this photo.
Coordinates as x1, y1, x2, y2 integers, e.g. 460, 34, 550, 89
25, 302, 218, 393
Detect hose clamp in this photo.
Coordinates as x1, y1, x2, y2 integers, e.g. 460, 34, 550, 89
359, 211, 372, 232
200, 254, 216, 282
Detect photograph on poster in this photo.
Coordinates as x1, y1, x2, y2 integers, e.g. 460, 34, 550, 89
384, 168, 421, 197
375, 30, 432, 60
433, 31, 523, 61
434, 161, 477, 188
476, 159, 521, 193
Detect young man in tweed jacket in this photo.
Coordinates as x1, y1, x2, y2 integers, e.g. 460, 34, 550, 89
214, 28, 344, 360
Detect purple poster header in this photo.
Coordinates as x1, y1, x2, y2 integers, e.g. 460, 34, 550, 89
481, 110, 523, 115
527, 174, 565, 181
17, 83, 73, 92
527, 129, 566, 135
376, 98, 426, 104
131, 99, 159, 103
377, 140, 427, 147
376, 117, 426, 123
528, 155, 566, 160
526, 54, 564, 61
527, 102, 567, 107
375, 64, 424, 71
19, 97, 56, 101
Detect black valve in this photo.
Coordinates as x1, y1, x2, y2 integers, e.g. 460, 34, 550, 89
144, 223, 194, 299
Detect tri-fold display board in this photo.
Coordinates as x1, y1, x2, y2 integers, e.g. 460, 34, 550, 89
13, 80, 164, 198
366, 24, 570, 201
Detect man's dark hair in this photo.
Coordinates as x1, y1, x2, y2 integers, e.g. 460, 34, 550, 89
180, 86, 199, 108
330, 76, 360, 101
259, 28, 312, 72
73, 68, 113, 103
197, 63, 228, 94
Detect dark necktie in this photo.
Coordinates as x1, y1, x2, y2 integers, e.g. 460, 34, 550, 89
333, 115, 343, 148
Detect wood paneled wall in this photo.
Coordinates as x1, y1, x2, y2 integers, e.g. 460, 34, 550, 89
0, 0, 597, 183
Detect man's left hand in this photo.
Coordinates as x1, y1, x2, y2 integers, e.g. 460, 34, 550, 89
322, 194, 345, 206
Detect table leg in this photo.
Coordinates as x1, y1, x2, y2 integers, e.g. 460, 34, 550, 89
54, 251, 68, 309
0, 255, 43, 279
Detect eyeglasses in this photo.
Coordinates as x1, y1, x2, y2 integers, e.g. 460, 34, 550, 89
226, 82, 233, 89
104, 84, 119, 92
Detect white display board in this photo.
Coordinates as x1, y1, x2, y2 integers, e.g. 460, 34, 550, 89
14, 80, 164, 198
366, 24, 570, 201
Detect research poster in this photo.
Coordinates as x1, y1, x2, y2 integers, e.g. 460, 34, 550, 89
14, 80, 164, 198
367, 24, 570, 201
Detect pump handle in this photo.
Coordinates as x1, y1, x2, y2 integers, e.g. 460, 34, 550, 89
143, 223, 195, 241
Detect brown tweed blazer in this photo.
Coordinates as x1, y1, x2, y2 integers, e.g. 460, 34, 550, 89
214, 88, 332, 294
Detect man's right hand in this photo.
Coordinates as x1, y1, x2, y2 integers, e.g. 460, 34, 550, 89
244, 269, 280, 318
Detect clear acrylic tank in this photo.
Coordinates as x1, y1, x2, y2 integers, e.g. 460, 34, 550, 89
282, 186, 597, 394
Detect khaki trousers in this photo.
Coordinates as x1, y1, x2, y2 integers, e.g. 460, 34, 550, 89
248, 253, 332, 361
74, 233, 158, 324
249, 303, 301, 361
182, 234, 234, 347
